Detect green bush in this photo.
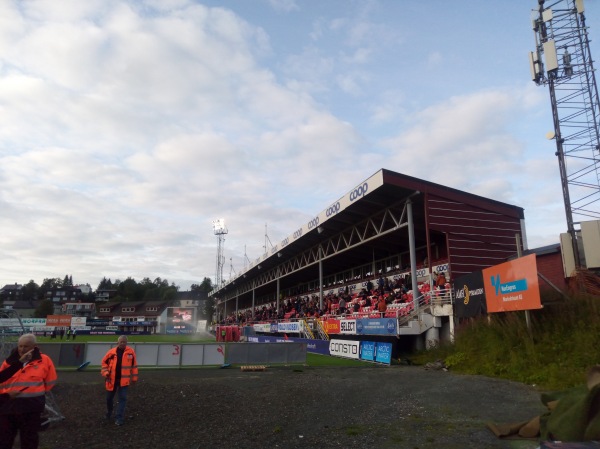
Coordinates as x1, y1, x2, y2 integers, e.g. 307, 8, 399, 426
414, 292, 600, 390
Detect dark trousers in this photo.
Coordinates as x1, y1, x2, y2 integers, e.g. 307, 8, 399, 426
106, 385, 128, 422
0, 412, 41, 449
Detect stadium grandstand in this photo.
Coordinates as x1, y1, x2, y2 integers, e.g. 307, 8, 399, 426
209, 168, 526, 357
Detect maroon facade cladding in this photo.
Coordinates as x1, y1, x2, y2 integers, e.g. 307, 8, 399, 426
381, 170, 526, 281
427, 195, 524, 279
536, 251, 568, 292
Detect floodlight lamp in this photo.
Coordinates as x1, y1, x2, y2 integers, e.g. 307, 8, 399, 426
213, 218, 226, 232
317, 226, 324, 234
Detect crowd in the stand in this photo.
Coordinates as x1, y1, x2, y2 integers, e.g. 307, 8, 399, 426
218, 271, 451, 325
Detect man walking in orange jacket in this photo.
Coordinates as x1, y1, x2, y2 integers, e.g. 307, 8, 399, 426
101, 335, 138, 426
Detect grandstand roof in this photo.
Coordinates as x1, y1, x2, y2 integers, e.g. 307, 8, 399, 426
212, 168, 525, 305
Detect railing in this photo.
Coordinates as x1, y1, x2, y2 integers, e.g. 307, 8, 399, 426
300, 318, 315, 339
315, 319, 330, 340
238, 289, 455, 340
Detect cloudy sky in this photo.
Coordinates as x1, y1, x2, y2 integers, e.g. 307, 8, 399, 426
1, 0, 597, 291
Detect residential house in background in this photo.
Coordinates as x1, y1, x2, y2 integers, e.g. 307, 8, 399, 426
0, 284, 23, 304
96, 300, 168, 333
95, 288, 117, 302
46, 286, 84, 304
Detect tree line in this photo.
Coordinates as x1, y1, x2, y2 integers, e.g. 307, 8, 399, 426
1, 275, 215, 320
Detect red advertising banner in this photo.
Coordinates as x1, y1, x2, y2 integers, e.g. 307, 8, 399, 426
323, 319, 340, 334
482, 254, 542, 313
46, 315, 73, 326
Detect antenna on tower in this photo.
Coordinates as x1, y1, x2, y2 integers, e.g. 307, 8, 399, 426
264, 223, 274, 254
529, 0, 600, 269
229, 257, 236, 280
243, 245, 251, 270
213, 219, 228, 287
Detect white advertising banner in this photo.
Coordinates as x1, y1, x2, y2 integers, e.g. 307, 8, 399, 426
339, 319, 357, 335
329, 339, 360, 360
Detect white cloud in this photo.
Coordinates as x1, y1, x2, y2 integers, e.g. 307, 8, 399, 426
266, 0, 299, 13
1, 0, 595, 290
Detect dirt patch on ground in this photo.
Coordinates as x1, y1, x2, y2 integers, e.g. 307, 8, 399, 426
36, 365, 546, 449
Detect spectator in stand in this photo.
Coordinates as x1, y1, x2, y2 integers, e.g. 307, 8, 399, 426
338, 296, 346, 315
377, 296, 388, 316
377, 275, 385, 294
353, 301, 360, 313
436, 271, 447, 296
384, 278, 392, 293
366, 278, 374, 294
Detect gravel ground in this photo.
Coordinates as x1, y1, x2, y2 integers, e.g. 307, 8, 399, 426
33, 365, 547, 449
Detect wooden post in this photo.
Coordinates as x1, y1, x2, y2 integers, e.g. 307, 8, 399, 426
516, 234, 532, 332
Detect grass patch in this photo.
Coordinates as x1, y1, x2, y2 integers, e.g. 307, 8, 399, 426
411, 292, 600, 390
345, 425, 363, 436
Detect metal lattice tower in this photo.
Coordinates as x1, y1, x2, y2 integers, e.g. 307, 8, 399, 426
213, 219, 228, 287
530, 0, 600, 267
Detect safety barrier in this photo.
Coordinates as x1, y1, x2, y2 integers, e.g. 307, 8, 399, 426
35, 342, 306, 368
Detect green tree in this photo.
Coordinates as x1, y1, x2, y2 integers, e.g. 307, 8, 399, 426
97, 277, 113, 291
34, 299, 54, 318
62, 274, 73, 287
192, 277, 214, 321
39, 278, 63, 300
115, 277, 144, 302
21, 280, 39, 302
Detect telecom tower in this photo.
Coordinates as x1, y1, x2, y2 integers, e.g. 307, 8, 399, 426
213, 218, 228, 287
529, 0, 600, 268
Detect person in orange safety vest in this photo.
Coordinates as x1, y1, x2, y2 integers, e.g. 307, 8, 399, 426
101, 335, 138, 426
0, 333, 57, 449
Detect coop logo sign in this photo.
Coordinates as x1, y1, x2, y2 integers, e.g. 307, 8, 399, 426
307, 217, 319, 230
326, 202, 340, 217
349, 183, 368, 202
329, 339, 360, 360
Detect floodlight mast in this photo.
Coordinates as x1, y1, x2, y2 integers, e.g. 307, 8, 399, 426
529, 0, 600, 269
213, 219, 228, 288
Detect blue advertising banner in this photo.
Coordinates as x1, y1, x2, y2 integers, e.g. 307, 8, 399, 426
248, 335, 330, 355
356, 318, 397, 335
375, 342, 392, 364
360, 341, 375, 361
248, 336, 391, 363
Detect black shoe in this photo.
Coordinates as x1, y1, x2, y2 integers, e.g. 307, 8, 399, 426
115, 420, 123, 426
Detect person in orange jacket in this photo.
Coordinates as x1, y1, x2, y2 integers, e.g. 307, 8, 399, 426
0, 349, 35, 405
101, 335, 138, 426
377, 296, 388, 316
0, 334, 57, 449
